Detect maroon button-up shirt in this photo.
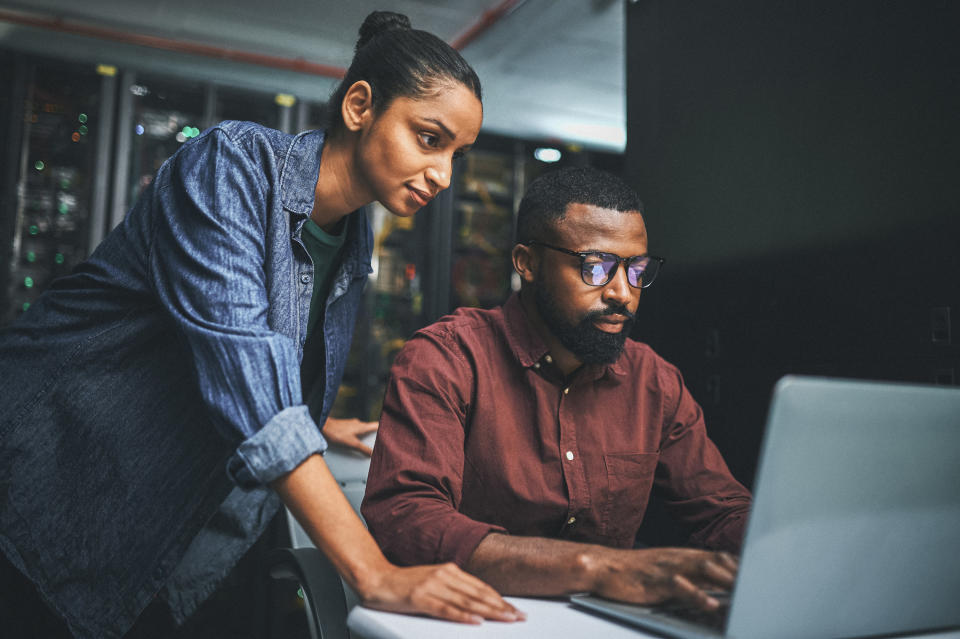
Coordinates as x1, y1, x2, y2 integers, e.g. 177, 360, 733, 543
363, 293, 751, 568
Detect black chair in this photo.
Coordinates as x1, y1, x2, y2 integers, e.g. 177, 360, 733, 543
269, 433, 375, 639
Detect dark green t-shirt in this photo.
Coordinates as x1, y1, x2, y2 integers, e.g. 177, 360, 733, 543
300, 217, 347, 420
301, 218, 347, 339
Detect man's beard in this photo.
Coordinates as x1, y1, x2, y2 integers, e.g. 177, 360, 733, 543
534, 282, 636, 365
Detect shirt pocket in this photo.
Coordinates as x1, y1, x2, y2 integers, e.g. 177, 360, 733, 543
599, 452, 659, 543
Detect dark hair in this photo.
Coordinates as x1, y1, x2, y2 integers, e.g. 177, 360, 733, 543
515, 167, 644, 244
327, 11, 482, 133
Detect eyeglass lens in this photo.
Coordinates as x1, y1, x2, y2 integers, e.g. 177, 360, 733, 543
582, 254, 656, 288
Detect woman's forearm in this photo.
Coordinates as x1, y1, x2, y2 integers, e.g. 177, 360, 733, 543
270, 453, 388, 598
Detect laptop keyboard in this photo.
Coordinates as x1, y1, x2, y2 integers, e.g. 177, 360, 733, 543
655, 599, 730, 632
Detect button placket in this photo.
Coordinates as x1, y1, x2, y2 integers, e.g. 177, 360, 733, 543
557, 381, 589, 522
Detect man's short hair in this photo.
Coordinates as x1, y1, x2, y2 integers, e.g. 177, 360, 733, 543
515, 166, 644, 244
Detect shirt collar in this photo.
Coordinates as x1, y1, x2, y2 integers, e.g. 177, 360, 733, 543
501, 292, 630, 379
280, 128, 372, 274
502, 292, 550, 368
280, 128, 326, 218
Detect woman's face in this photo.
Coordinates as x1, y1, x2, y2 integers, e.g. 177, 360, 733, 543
355, 81, 483, 217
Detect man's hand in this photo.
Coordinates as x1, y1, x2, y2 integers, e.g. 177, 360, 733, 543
467, 534, 738, 611
585, 547, 738, 610
323, 417, 378, 456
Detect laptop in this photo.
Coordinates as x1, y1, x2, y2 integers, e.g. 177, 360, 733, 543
571, 375, 960, 639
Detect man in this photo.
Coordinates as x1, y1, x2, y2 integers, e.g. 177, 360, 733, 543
362, 167, 751, 610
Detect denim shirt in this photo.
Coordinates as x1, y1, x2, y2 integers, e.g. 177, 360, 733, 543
0, 122, 372, 638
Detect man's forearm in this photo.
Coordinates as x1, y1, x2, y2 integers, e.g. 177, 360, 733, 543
465, 532, 739, 610
465, 532, 605, 596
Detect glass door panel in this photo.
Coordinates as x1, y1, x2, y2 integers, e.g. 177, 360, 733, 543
124, 76, 205, 212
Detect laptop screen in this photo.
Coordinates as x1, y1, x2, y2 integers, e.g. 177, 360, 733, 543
727, 376, 960, 639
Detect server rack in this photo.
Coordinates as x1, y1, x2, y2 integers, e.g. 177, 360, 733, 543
0, 48, 621, 424
0, 55, 114, 324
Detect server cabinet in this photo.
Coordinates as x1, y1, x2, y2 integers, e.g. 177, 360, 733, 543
449, 148, 521, 310
1, 56, 114, 324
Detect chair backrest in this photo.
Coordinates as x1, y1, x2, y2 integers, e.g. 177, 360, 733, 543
284, 432, 377, 611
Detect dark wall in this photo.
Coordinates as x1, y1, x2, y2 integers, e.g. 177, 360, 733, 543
626, 1, 960, 491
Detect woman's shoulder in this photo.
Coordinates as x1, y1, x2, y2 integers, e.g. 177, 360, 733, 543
210, 120, 285, 139
201, 121, 299, 158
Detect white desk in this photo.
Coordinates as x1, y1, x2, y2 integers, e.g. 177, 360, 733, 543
347, 596, 654, 638
347, 597, 960, 639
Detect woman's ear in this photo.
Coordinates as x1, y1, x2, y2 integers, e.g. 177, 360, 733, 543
341, 81, 374, 132
512, 244, 538, 285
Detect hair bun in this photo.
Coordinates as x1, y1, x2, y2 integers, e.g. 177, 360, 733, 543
356, 11, 412, 52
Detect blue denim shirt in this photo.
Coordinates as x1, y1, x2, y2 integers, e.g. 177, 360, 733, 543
0, 122, 372, 638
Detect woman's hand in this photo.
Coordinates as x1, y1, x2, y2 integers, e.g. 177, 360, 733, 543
274, 454, 523, 625
322, 417, 378, 456
360, 562, 526, 624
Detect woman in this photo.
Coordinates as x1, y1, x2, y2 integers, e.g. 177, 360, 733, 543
0, 11, 521, 638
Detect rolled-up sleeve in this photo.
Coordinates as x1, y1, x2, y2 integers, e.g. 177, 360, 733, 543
362, 330, 506, 567
654, 364, 752, 553
148, 127, 325, 488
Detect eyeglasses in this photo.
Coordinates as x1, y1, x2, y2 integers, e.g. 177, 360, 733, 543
525, 241, 665, 289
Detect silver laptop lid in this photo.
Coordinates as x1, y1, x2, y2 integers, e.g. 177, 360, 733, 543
727, 376, 960, 639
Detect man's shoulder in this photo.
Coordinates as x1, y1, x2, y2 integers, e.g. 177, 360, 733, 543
619, 339, 683, 379
418, 305, 505, 337
389, 306, 509, 386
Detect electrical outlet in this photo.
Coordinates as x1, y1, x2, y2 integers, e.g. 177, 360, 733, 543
931, 307, 951, 344
934, 368, 955, 385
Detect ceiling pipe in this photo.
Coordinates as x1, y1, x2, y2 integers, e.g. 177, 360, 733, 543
451, 0, 527, 50
0, 1, 523, 77
0, 7, 347, 78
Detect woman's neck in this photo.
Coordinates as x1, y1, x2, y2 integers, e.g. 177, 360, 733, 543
311, 132, 372, 232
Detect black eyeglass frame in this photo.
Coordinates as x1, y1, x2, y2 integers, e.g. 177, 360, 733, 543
524, 241, 665, 289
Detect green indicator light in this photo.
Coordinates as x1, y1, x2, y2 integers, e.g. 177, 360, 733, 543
24, 276, 34, 288
55, 253, 65, 264
22, 302, 31, 312
35, 160, 45, 171
190, 127, 200, 137
29, 225, 39, 235
79, 113, 88, 123
79, 125, 88, 135
58, 202, 69, 214
26, 251, 36, 262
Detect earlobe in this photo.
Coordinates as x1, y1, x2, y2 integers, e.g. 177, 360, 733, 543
341, 81, 374, 132
512, 244, 538, 284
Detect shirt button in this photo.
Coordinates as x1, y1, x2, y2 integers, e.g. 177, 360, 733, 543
300, 273, 312, 284
533, 362, 541, 369
565, 450, 574, 461
545, 354, 553, 363
567, 516, 576, 525
563, 387, 570, 395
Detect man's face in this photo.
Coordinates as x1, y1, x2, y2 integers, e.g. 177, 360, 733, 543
533, 203, 647, 364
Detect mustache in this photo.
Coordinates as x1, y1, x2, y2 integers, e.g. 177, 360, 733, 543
584, 304, 636, 322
